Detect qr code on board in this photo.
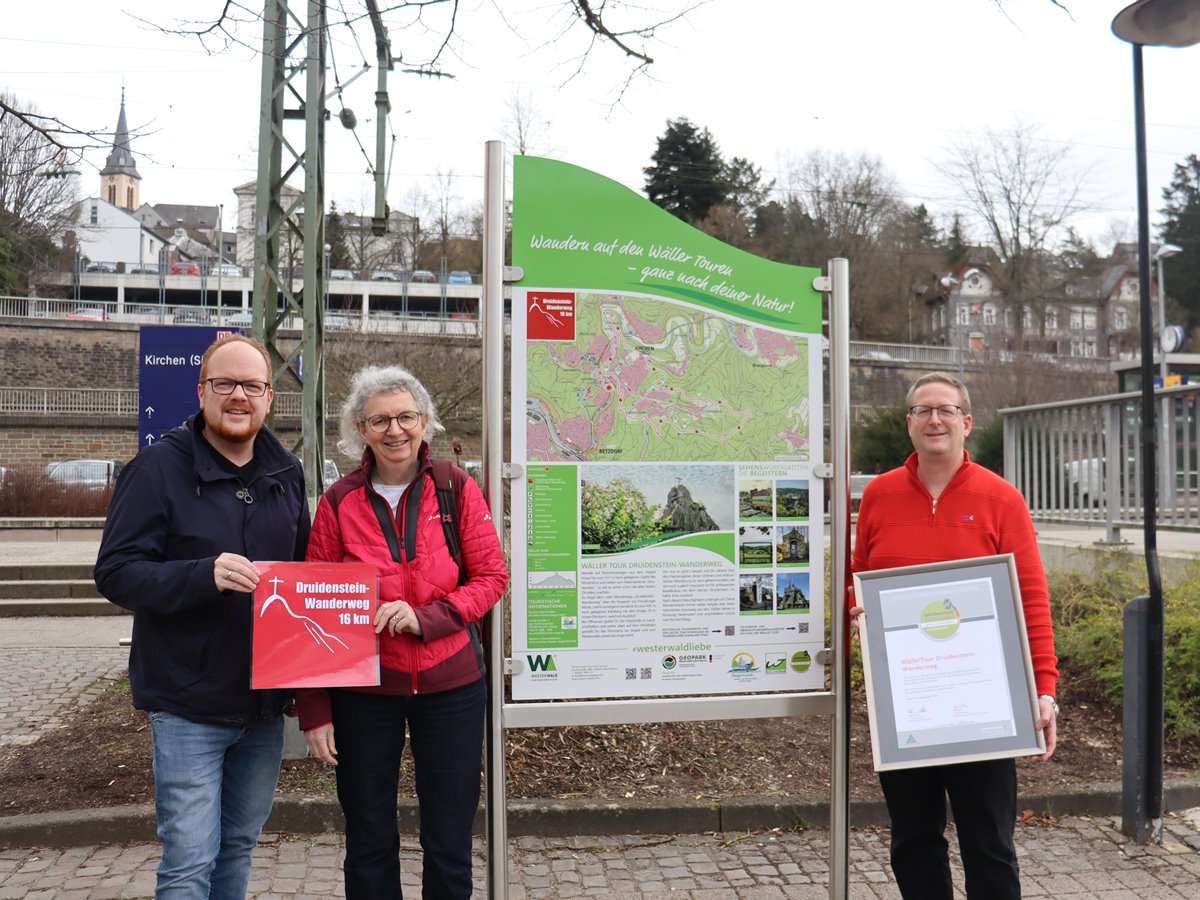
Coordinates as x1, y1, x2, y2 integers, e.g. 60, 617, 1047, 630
625, 668, 637, 680
798, 622, 809, 633
640, 667, 652, 679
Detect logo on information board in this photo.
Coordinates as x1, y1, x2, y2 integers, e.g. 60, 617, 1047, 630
527, 653, 557, 673
527, 291, 576, 341
918, 599, 961, 641
662, 655, 678, 670
729, 652, 757, 673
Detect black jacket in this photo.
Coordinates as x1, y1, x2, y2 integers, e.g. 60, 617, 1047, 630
94, 412, 311, 725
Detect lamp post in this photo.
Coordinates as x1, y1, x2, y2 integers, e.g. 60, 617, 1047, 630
1154, 243, 1182, 511
1111, 0, 1200, 845
1154, 243, 1182, 383
940, 275, 962, 376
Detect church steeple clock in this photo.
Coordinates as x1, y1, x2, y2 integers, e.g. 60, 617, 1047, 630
99, 89, 141, 210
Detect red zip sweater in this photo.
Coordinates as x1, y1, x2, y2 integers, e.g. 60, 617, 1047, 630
852, 451, 1059, 697
295, 444, 508, 731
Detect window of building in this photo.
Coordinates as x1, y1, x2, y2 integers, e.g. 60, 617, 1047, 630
1083, 311, 1097, 330
1022, 308, 1035, 330
1085, 339, 1097, 357
1004, 308, 1013, 329
1070, 309, 1083, 330
1115, 306, 1129, 330
1045, 307, 1058, 331
983, 304, 996, 326
957, 304, 970, 325
89, 202, 98, 225
106, 185, 115, 205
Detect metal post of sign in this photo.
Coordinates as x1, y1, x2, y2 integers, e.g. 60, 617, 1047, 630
825, 258, 851, 899
482, 139, 508, 900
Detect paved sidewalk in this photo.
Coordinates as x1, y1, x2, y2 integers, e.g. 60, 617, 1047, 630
3, 813, 1200, 898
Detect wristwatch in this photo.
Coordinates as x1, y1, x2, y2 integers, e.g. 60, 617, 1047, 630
1038, 694, 1060, 717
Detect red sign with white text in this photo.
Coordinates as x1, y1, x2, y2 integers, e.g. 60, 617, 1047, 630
251, 561, 380, 689
527, 291, 576, 341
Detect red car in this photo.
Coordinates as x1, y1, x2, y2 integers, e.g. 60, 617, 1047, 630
170, 261, 200, 276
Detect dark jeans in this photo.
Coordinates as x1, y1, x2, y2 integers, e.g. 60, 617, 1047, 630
879, 758, 1020, 900
330, 679, 486, 899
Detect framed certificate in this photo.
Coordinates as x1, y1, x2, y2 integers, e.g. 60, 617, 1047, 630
853, 554, 1044, 772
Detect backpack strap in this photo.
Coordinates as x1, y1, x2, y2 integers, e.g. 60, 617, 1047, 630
429, 458, 467, 586
429, 458, 487, 679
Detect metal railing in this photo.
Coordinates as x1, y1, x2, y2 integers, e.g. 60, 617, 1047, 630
0, 386, 302, 419
1001, 384, 1199, 538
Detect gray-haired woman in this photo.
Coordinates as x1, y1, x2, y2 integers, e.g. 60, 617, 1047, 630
296, 364, 508, 898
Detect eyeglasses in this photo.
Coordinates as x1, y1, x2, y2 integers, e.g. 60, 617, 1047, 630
909, 405, 965, 420
363, 412, 423, 432
205, 378, 270, 398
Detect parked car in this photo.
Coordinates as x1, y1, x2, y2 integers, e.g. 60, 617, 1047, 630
447, 270, 473, 285
45, 459, 124, 491
170, 261, 200, 276
66, 305, 107, 321
173, 307, 212, 324
408, 269, 436, 283
329, 268, 354, 281
370, 270, 400, 282
225, 312, 254, 328
323, 459, 341, 484
215, 263, 242, 277
84, 261, 117, 273
129, 263, 159, 275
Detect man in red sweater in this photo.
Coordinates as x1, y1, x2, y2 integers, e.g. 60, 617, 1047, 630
852, 371, 1058, 900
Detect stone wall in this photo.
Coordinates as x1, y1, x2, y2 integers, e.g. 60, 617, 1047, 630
0, 318, 486, 469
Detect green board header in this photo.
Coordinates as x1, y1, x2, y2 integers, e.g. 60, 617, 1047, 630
513, 156, 823, 333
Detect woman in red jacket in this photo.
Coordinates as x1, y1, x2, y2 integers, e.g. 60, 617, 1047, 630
297, 364, 508, 899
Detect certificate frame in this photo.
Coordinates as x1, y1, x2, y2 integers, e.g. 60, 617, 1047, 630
854, 554, 1044, 772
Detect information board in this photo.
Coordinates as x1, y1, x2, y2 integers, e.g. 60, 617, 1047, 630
510, 157, 826, 700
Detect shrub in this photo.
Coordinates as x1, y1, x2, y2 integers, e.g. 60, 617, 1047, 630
0, 464, 113, 517
1051, 563, 1200, 744
852, 402, 911, 474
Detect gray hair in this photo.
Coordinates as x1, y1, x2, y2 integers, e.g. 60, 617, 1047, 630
905, 371, 972, 415
337, 364, 444, 456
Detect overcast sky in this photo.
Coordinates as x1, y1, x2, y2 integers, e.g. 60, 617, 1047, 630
4, 0, 1198, 252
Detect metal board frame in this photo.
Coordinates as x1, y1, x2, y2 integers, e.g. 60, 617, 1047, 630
481, 143, 852, 898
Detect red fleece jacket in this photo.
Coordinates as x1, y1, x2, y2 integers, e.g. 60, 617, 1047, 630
852, 452, 1058, 697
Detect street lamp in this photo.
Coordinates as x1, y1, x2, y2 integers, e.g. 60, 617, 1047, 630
940, 275, 962, 376
1153, 243, 1182, 383
1111, 0, 1200, 846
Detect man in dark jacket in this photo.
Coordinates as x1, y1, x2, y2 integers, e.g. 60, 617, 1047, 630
95, 334, 310, 898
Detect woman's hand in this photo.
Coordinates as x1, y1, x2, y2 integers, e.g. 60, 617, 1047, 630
375, 600, 422, 637
304, 723, 337, 765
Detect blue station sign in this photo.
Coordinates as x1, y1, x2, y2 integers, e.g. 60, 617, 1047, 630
138, 325, 238, 447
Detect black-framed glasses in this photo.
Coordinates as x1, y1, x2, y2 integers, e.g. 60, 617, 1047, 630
363, 412, 423, 432
909, 404, 964, 420
205, 378, 270, 398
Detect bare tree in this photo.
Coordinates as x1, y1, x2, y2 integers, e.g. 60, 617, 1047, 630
939, 120, 1091, 347
771, 150, 906, 337
0, 92, 81, 289
500, 87, 554, 157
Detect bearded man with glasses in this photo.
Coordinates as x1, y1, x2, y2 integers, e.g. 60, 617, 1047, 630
95, 334, 310, 898
850, 371, 1059, 900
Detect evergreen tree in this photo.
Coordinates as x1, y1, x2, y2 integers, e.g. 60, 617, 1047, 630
325, 202, 354, 271
852, 402, 912, 474
643, 118, 729, 224
944, 213, 968, 264
1159, 153, 1200, 337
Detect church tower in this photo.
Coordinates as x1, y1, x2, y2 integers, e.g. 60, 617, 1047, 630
99, 90, 141, 210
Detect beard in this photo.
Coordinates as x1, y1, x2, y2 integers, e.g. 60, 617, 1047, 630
204, 406, 262, 444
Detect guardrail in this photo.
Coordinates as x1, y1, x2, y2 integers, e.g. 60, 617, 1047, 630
1001, 383, 1199, 538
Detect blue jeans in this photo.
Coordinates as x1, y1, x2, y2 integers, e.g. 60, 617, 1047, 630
149, 711, 285, 899
331, 679, 486, 899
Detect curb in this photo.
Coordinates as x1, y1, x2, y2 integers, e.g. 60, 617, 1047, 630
4, 781, 1200, 849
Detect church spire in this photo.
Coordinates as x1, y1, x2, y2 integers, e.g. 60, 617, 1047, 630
99, 89, 141, 210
